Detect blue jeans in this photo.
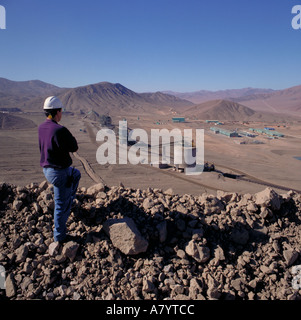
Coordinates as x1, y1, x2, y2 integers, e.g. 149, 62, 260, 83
43, 166, 81, 242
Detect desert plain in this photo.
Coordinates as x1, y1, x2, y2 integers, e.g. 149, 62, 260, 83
0, 107, 300, 196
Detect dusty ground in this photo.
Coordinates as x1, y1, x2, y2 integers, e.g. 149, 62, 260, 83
0, 112, 300, 196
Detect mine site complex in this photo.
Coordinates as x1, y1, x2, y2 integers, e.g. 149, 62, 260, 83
0, 78, 301, 300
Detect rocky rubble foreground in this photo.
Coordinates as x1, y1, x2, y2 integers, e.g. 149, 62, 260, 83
0, 181, 301, 300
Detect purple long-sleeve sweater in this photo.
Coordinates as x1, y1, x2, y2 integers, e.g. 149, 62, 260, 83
38, 119, 78, 169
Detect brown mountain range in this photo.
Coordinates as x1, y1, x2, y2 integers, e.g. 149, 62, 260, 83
234, 84, 301, 116
57, 82, 193, 115
184, 99, 295, 122
166, 85, 301, 118
0, 113, 36, 130
0, 79, 193, 115
0, 77, 300, 119
0, 78, 64, 109
164, 88, 275, 104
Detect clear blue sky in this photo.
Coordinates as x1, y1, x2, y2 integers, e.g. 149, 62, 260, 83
0, 0, 300, 92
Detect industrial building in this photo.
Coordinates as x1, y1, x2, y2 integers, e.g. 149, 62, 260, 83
265, 130, 284, 137
239, 131, 256, 138
249, 128, 265, 134
210, 127, 219, 133
249, 128, 284, 138
206, 120, 224, 125
172, 117, 185, 123
210, 127, 239, 137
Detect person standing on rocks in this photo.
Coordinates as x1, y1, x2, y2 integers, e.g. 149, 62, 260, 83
38, 96, 81, 243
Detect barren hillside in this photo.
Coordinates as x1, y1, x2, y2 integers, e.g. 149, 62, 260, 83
184, 99, 295, 122
0, 114, 36, 130
1, 182, 300, 300
236, 85, 301, 116
164, 88, 275, 104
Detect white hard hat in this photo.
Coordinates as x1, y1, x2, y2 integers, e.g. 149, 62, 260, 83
43, 96, 64, 110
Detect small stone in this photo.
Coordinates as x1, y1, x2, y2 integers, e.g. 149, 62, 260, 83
231, 278, 242, 291
163, 264, 173, 273
39, 180, 48, 190
46, 292, 55, 300
172, 284, 184, 295
142, 198, 154, 210
142, 279, 156, 293
283, 249, 299, 266
185, 240, 210, 263
248, 279, 258, 289
23, 262, 33, 274
87, 183, 105, 195
248, 292, 255, 300
15, 244, 29, 264
214, 245, 225, 264
20, 276, 32, 291
12, 236, 22, 249
12, 200, 23, 211
177, 249, 186, 259
5, 273, 17, 298
32, 202, 41, 213
58, 285, 67, 297
246, 202, 258, 212
192, 228, 204, 240
73, 292, 81, 300
62, 241, 79, 262
49, 242, 61, 256
207, 287, 221, 300
189, 278, 202, 299
260, 265, 271, 274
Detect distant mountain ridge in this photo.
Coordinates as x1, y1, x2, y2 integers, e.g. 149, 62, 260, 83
163, 88, 275, 104
0, 77, 65, 109
0, 78, 64, 97
234, 84, 301, 115
0, 78, 193, 115
0, 113, 36, 130
57, 82, 193, 115
165, 85, 301, 116
184, 99, 295, 122
0, 77, 300, 118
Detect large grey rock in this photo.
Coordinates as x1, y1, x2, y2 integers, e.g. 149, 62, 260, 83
48, 242, 61, 256
15, 244, 29, 264
103, 217, 148, 255
12, 200, 23, 211
142, 278, 156, 293
5, 273, 17, 298
254, 188, 281, 210
283, 249, 299, 266
142, 198, 154, 211
87, 183, 105, 195
62, 241, 79, 262
185, 240, 210, 263
39, 180, 48, 191
189, 278, 202, 299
